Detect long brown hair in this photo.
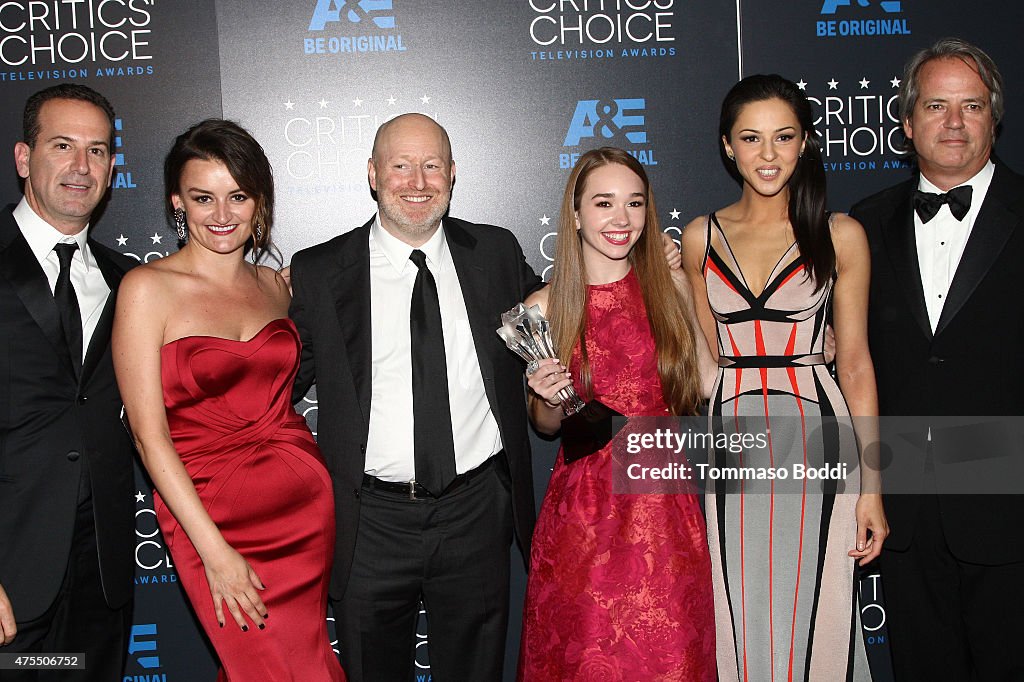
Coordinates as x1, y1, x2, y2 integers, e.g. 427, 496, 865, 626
547, 147, 703, 415
164, 119, 275, 263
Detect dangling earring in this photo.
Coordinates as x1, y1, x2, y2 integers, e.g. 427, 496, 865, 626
727, 153, 735, 162
173, 208, 187, 241
254, 221, 263, 242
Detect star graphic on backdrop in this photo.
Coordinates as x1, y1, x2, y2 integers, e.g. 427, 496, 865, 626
859, 77, 870, 89
387, 95, 397, 106
284, 100, 295, 110
827, 78, 839, 90
796, 79, 807, 91
420, 94, 431, 104
352, 98, 363, 107
150, 233, 162, 244
669, 209, 680, 220
890, 77, 901, 88
116, 234, 128, 246
539, 215, 550, 226
318, 98, 329, 109
135, 491, 146, 503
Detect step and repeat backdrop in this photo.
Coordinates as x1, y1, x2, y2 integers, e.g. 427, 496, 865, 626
1, 1, 1021, 680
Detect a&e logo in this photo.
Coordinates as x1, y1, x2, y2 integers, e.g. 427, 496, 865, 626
821, 0, 902, 13
305, 0, 406, 55
816, 0, 910, 38
124, 623, 163, 681
309, 0, 395, 30
560, 98, 658, 168
111, 118, 137, 191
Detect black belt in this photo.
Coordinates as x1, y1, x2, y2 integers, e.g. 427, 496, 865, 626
362, 454, 499, 500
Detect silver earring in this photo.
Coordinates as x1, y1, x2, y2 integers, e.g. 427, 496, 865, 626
727, 153, 735, 161
254, 221, 263, 242
173, 208, 187, 241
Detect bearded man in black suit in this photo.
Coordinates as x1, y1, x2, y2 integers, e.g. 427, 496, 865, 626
289, 113, 541, 681
850, 38, 1024, 680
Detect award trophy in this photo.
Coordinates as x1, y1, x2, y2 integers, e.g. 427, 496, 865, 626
497, 303, 584, 416
497, 303, 623, 463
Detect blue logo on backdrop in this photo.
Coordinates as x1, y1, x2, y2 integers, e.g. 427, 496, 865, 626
816, 0, 911, 38
560, 98, 658, 168
112, 118, 138, 190
304, 0, 406, 55
124, 623, 167, 681
309, 0, 395, 29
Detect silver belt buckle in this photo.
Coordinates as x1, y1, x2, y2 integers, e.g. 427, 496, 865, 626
409, 480, 417, 501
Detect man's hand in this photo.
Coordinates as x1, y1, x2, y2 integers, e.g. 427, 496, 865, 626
661, 232, 681, 270
0, 582, 17, 645
280, 266, 292, 296
824, 324, 836, 364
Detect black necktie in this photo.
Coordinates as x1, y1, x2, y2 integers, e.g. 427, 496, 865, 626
409, 249, 457, 496
54, 242, 83, 378
913, 185, 973, 223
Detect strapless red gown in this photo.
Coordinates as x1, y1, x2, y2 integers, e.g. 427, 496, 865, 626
156, 318, 345, 681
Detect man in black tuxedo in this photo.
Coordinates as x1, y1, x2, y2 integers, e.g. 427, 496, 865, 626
0, 84, 135, 679
289, 113, 541, 681
850, 38, 1024, 680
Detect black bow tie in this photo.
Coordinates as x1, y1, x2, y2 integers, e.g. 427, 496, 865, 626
913, 185, 973, 223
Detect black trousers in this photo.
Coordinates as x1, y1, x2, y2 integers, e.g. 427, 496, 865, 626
882, 494, 1024, 682
1, 497, 131, 682
334, 457, 514, 682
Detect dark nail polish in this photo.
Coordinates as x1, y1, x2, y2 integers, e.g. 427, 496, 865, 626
258, 624, 265, 630
219, 622, 224, 628
262, 613, 269, 619
242, 625, 248, 632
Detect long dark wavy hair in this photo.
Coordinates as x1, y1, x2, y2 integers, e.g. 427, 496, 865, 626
719, 74, 834, 290
164, 119, 276, 264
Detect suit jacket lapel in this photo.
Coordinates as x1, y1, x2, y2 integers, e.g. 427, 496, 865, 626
334, 219, 373, 426
881, 187, 933, 340
0, 208, 75, 373
934, 164, 1018, 337
445, 219, 495, 384
79, 241, 127, 385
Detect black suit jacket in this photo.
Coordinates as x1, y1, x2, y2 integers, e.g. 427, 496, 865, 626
0, 204, 136, 621
851, 161, 1024, 564
289, 216, 542, 599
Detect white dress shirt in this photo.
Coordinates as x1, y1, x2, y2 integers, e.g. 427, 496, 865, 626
364, 217, 502, 482
915, 160, 995, 332
14, 197, 110, 362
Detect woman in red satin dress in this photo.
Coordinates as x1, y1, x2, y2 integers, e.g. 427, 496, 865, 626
518, 147, 717, 680
113, 120, 345, 681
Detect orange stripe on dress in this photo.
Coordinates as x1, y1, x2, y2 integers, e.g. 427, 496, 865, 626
777, 263, 805, 291
783, 322, 809, 681
730, 324, 749, 681
754, 319, 776, 681
707, 258, 742, 296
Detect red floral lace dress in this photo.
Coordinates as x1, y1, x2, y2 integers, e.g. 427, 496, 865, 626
518, 270, 715, 681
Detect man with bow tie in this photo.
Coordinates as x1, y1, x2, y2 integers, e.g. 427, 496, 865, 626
851, 38, 1024, 680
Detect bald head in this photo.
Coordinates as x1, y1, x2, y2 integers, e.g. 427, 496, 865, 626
368, 113, 456, 246
371, 113, 452, 165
